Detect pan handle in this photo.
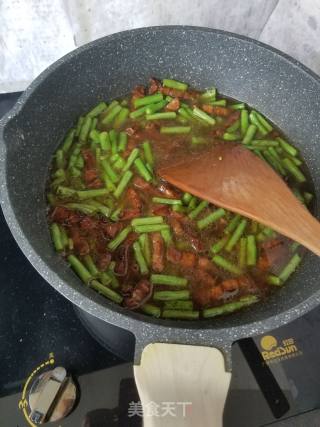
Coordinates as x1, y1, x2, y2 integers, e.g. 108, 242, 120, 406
134, 343, 231, 427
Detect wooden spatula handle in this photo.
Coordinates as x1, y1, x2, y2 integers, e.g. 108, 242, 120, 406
285, 204, 320, 256
134, 343, 231, 427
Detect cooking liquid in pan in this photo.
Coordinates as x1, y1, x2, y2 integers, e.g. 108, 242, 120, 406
46, 78, 315, 320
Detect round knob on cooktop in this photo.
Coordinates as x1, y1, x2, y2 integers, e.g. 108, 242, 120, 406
28, 366, 77, 424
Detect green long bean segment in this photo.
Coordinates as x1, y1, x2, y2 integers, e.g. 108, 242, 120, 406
188, 200, 208, 220
134, 224, 169, 233
114, 108, 129, 128
160, 126, 191, 134
211, 99, 226, 106
146, 100, 167, 114
238, 237, 247, 269
254, 111, 273, 132
87, 101, 107, 118
162, 310, 199, 320
50, 223, 64, 252
151, 274, 188, 287
114, 171, 133, 198
225, 219, 247, 252
163, 79, 188, 91
241, 110, 249, 136
132, 216, 164, 226
279, 254, 302, 282
164, 300, 193, 310
141, 304, 161, 317
142, 141, 154, 166
212, 255, 243, 275
130, 105, 148, 119
134, 93, 163, 108
246, 235, 257, 266
161, 228, 173, 245
118, 132, 127, 152
223, 132, 238, 141
231, 103, 245, 110
83, 254, 99, 276
134, 158, 153, 182
192, 107, 216, 125
146, 112, 176, 120
226, 119, 240, 133
282, 158, 306, 183
68, 255, 92, 283
123, 148, 140, 172
224, 215, 241, 234
60, 226, 69, 248
153, 290, 190, 301
102, 105, 122, 126
90, 279, 123, 303
152, 197, 182, 205
203, 296, 258, 318
201, 87, 216, 101
75, 116, 84, 137
62, 129, 75, 153
108, 226, 132, 251
79, 116, 92, 142
267, 275, 281, 286
242, 124, 257, 144
249, 111, 268, 136
99, 131, 111, 151
139, 233, 152, 265
101, 159, 119, 183
211, 236, 228, 255
197, 208, 225, 230
133, 241, 149, 275
277, 137, 298, 157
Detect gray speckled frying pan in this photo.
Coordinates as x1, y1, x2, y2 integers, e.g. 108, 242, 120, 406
1, 26, 320, 426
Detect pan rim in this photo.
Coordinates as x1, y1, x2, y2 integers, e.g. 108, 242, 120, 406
1, 25, 320, 360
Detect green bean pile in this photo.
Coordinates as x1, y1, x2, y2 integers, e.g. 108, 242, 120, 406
47, 78, 313, 320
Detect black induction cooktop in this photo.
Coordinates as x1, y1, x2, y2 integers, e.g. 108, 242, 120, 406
1, 91, 320, 427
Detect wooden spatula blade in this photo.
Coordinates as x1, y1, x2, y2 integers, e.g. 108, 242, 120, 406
158, 143, 320, 256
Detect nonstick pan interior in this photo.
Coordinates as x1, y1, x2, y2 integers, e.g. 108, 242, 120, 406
1, 27, 320, 363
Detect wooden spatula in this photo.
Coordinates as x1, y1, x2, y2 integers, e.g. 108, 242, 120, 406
158, 143, 320, 256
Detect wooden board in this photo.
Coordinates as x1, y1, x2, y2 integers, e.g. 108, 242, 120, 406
134, 343, 231, 427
